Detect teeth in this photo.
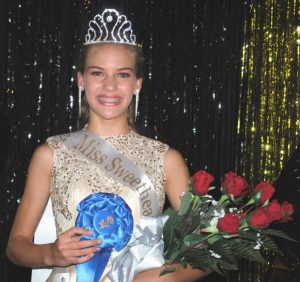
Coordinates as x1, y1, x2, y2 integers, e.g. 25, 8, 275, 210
97, 96, 121, 103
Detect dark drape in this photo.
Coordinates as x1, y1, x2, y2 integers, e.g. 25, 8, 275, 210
6, 0, 295, 281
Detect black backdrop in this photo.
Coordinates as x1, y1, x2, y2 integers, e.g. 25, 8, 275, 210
0, 1, 248, 281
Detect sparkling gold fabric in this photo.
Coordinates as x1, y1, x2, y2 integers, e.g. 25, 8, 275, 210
237, 0, 300, 185
235, 1, 300, 281
46, 130, 168, 282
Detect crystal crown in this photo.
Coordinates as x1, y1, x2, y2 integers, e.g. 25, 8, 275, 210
84, 9, 137, 46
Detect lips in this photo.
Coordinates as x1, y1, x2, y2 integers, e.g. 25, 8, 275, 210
96, 95, 122, 106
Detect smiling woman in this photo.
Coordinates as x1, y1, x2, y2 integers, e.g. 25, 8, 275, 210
6, 8, 210, 282
77, 43, 142, 134
77, 43, 145, 130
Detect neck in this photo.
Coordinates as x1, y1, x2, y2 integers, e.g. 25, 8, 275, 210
86, 118, 131, 137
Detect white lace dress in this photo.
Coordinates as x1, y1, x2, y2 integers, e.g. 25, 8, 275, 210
45, 130, 168, 282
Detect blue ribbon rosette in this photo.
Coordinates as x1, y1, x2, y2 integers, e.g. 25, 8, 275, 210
75, 193, 133, 282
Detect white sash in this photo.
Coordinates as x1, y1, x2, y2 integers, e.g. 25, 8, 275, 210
55, 130, 160, 217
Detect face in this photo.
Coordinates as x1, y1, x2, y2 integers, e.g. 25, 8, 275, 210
77, 44, 142, 123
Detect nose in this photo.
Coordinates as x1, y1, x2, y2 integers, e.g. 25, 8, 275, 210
103, 75, 117, 91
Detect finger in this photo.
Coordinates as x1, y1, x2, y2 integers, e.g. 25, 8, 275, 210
78, 238, 102, 248
64, 226, 94, 237
67, 238, 101, 250
69, 233, 99, 243
73, 252, 95, 264
65, 245, 101, 259
63, 253, 94, 265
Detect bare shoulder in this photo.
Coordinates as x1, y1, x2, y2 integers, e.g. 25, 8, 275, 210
164, 147, 183, 160
31, 143, 53, 162
164, 147, 189, 178
28, 143, 53, 176
32, 142, 53, 159
164, 147, 190, 210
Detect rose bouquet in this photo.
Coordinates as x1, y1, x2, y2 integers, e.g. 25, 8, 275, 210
161, 171, 296, 276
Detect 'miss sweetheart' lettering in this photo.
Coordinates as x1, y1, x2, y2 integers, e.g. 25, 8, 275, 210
73, 134, 108, 164
104, 158, 142, 187
70, 133, 155, 216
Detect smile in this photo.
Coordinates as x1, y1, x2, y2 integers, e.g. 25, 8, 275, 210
96, 96, 122, 106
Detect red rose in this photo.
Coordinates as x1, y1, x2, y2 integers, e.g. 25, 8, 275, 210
221, 171, 248, 197
248, 208, 272, 229
280, 201, 294, 221
253, 182, 275, 204
192, 170, 214, 196
266, 200, 283, 221
217, 213, 241, 234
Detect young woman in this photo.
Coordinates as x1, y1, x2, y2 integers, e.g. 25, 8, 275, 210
7, 9, 209, 282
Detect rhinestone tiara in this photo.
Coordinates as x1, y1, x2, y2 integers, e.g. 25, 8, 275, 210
84, 9, 137, 46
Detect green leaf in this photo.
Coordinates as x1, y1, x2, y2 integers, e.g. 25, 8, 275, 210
238, 230, 258, 241
183, 233, 203, 247
207, 262, 225, 276
233, 240, 267, 264
184, 247, 211, 258
210, 239, 238, 265
163, 209, 182, 242
189, 255, 236, 276
159, 266, 176, 276
186, 212, 202, 233
260, 235, 282, 255
206, 233, 223, 244
183, 240, 239, 275
178, 192, 194, 216
261, 229, 298, 242
164, 246, 183, 263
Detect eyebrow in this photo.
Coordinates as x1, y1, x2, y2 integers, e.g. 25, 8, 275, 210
87, 66, 134, 72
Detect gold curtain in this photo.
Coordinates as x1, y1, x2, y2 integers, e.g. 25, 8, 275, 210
234, 0, 299, 281
237, 0, 300, 185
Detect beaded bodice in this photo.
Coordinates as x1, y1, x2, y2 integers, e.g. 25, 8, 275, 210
47, 130, 168, 236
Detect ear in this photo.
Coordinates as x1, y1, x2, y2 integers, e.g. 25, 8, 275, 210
77, 72, 84, 90
134, 78, 142, 96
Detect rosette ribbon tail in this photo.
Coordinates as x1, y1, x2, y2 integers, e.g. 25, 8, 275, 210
108, 215, 169, 282
76, 248, 111, 282
75, 193, 134, 282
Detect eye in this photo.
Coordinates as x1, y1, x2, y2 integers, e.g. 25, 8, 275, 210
91, 71, 103, 77
118, 72, 130, 78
